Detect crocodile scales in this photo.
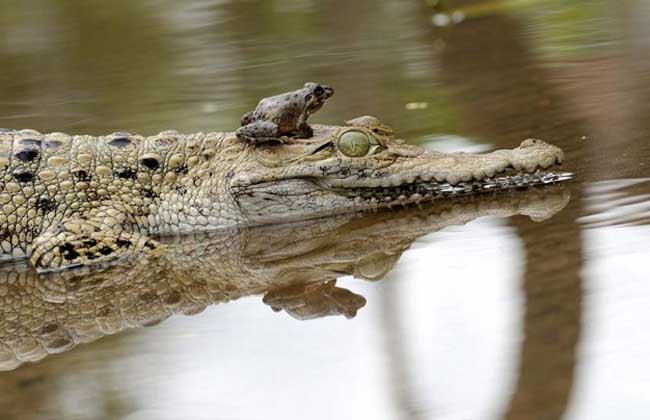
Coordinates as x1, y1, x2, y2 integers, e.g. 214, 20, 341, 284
0, 101, 570, 272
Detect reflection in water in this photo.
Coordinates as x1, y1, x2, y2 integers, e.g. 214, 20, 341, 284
566, 178, 650, 420
580, 178, 650, 227
507, 194, 582, 420
0, 187, 570, 420
380, 217, 526, 420
0, 188, 569, 372
0, 1, 181, 134
578, 177, 650, 419
1, 0, 650, 419
264, 280, 367, 320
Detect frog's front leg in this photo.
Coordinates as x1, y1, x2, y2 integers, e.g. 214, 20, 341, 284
235, 121, 285, 144
296, 122, 314, 138
30, 205, 162, 272
295, 110, 314, 139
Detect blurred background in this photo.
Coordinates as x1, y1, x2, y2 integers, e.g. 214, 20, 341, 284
0, 0, 649, 419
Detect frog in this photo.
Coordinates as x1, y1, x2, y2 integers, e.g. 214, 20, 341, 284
235, 82, 334, 144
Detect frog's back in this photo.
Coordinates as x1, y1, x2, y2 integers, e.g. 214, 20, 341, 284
254, 90, 306, 120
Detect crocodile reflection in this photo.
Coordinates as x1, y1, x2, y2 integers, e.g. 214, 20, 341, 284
0, 188, 570, 370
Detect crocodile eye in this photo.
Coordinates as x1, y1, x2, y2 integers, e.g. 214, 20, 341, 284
338, 130, 371, 157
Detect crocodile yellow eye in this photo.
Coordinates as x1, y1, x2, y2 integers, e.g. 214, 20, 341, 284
337, 130, 371, 157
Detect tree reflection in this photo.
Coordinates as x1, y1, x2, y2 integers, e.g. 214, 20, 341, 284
433, 3, 587, 418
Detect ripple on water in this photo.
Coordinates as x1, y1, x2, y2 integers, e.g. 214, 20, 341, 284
579, 178, 650, 228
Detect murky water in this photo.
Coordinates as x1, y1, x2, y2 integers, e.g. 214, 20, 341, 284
0, 0, 649, 419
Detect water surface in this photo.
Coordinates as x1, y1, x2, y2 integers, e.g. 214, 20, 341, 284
0, 1, 649, 419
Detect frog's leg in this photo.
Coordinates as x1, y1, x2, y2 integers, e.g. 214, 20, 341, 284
296, 122, 314, 138
30, 204, 162, 272
295, 113, 314, 138
235, 121, 284, 144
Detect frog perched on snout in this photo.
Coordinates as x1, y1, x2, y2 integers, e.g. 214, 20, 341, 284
236, 82, 334, 144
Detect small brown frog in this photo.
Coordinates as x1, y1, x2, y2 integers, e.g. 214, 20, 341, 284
236, 82, 334, 144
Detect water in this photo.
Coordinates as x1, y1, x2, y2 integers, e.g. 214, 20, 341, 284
0, 0, 649, 419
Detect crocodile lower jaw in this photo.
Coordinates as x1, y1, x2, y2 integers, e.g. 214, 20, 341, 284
330, 170, 574, 207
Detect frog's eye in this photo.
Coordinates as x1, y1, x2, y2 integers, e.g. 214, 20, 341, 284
314, 85, 324, 96
337, 130, 375, 157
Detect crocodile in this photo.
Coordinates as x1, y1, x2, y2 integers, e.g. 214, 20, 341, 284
0, 187, 570, 371
0, 93, 570, 272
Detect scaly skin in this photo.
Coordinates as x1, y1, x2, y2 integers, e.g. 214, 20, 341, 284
0, 187, 570, 371
0, 115, 569, 272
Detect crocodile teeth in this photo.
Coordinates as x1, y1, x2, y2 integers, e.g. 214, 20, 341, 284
447, 175, 460, 185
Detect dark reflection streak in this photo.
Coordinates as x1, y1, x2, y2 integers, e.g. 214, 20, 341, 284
432, 5, 586, 419
507, 194, 583, 420
379, 274, 429, 420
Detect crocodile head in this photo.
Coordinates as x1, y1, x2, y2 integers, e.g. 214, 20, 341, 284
228, 116, 568, 224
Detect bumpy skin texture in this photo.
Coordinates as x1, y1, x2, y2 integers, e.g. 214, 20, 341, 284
0, 188, 570, 370
236, 82, 334, 143
0, 112, 568, 272
0, 128, 244, 271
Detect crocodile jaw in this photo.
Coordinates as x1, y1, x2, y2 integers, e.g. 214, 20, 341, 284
232, 139, 570, 224
321, 139, 565, 189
